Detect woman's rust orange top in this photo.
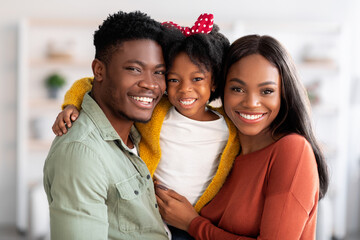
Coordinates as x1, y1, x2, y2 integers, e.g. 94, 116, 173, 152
188, 134, 319, 240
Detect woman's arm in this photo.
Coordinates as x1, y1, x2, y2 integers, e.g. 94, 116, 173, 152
156, 135, 319, 240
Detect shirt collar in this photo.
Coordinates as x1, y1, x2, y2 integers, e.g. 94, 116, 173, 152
81, 92, 141, 147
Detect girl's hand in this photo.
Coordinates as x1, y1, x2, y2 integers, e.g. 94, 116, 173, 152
52, 105, 79, 136
155, 185, 199, 231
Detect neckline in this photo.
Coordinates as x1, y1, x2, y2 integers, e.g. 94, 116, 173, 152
238, 133, 294, 158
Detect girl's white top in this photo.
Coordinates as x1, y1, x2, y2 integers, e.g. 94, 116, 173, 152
154, 106, 229, 205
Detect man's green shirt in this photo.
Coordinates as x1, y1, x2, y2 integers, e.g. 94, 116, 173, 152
43, 93, 168, 240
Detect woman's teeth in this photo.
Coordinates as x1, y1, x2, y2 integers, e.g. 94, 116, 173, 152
239, 113, 264, 120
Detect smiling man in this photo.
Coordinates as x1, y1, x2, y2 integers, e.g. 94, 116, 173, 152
43, 11, 169, 240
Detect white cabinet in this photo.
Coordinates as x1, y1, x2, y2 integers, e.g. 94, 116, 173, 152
16, 18, 98, 234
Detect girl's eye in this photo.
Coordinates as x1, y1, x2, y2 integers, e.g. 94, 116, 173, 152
167, 79, 179, 83
193, 77, 203, 82
262, 89, 274, 95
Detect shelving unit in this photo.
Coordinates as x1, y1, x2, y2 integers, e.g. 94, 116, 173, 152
16, 18, 98, 235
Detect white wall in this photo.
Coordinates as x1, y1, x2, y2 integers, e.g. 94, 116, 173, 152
0, 0, 356, 228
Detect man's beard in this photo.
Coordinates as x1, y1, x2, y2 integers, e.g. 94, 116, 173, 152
117, 109, 151, 124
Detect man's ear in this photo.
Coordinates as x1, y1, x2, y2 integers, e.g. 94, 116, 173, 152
92, 59, 105, 82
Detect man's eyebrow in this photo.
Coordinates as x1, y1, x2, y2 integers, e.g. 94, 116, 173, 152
125, 60, 165, 68
155, 63, 166, 68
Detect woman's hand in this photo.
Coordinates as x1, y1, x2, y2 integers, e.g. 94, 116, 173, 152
52, 105, 79, 136
155, 185, 199, 231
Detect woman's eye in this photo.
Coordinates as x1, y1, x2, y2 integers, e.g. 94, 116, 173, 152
263, 89, 274, 95
231, 87, 244, 93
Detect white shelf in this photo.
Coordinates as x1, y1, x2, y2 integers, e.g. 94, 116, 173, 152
30, 58, 91, 68
16, 18, 96, 233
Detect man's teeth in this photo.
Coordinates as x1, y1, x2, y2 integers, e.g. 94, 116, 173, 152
239, 113, 264, 120
180, 99, 196, 105
131, 96, 154, 104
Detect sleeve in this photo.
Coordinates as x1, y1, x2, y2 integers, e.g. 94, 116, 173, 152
43, 142, 109, 240
188, 135, 319, 240
189, 217, 253, 240
258, 135, 319, 239
61, 77, 94, 110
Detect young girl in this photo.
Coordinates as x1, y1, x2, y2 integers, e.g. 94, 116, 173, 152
52, 14, 239, 239
155, 34, 329, 239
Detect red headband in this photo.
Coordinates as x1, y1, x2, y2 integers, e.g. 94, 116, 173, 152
162, 13, 214, 37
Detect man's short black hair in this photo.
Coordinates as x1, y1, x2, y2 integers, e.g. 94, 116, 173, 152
94, 11, 165, 64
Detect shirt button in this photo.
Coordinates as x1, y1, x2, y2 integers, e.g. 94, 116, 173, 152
155, 203, 158, 208
146, 174, 151, 180
134, 190, 139, 195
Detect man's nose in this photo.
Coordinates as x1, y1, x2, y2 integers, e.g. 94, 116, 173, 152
138, 72, 159, 90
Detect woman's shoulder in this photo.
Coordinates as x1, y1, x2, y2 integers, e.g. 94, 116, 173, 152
275, 133, 309, 148
271, 133, 315, 165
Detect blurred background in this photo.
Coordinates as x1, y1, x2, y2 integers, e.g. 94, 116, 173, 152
0, 0, 359, 239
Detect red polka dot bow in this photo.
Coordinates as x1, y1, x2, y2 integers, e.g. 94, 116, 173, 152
162, 13, 214, 37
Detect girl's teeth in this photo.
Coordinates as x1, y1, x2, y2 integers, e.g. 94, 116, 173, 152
131, 96, 153, 104
180, 99, 196, 105
239, 113, 263, 120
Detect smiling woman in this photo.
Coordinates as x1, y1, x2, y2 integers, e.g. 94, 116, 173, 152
224, 54, 281, 148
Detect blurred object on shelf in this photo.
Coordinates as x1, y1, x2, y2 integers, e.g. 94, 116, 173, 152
301, 42, 337, 65
44, 73, 66, 99
46, 39, 76, 60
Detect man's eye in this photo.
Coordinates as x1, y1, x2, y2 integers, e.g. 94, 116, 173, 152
155, 70, 165, 75
126, 67, 140, 72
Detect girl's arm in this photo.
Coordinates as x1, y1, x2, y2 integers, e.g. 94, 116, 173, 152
52, 77, 93, 135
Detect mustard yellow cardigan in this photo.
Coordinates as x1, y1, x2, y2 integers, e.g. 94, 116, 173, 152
63, 77, 240, 212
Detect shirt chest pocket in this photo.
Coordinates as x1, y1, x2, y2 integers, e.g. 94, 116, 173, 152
114, 174, 159, 232
116, 174, 146, 200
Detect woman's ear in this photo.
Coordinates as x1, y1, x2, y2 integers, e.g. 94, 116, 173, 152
92, 59, 105, 82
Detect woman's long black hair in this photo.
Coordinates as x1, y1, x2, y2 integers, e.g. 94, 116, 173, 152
219, 34, 329, 199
